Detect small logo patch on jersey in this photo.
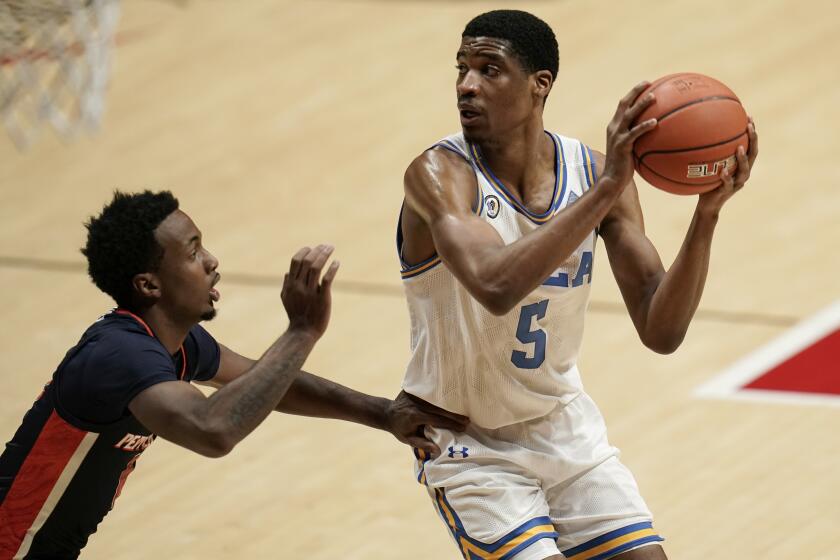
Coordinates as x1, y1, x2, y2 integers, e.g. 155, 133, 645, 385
447, 446, 469, 458
567, 190, 579, 205
485, 195, 500, 219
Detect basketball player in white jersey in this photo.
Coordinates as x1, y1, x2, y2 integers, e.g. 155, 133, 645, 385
397, 10, 758, 560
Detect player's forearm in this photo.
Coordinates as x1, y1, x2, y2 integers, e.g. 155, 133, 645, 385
643, 210, 718, 353
471, 180, 624, 314
274, 371, 390, 431
199, 329, 317, 452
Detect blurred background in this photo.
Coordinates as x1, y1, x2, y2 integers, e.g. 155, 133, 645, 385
1, 1, 838, 558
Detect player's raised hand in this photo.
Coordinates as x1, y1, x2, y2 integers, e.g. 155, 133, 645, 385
698, 117, 759, 214
600, 81, 658, 190
281, 244, 340, 339
386, 391, 469, 457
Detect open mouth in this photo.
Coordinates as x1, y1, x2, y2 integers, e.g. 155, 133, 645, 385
209, 273, 221, 303
459, 109, 481, 122
458, 105, 484, 127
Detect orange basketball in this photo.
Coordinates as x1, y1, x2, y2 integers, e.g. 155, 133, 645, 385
632, 73, 749, 195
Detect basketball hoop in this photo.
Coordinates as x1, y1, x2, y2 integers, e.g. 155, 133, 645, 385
0, 0, 120, 149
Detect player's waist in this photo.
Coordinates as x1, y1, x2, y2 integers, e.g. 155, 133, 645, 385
402, 383, 581, 429
402, 364, 584, 406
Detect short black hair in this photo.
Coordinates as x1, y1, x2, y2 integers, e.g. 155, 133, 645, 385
81, 190, 179, 309
463, 10, 559, 81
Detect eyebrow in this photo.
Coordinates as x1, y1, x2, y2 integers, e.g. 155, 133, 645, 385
456, 50, 506, 62
186, 235, 200, 248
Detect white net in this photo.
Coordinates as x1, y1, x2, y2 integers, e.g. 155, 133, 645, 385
0, 0, 120, 149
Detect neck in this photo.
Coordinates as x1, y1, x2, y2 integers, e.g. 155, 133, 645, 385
124, 307, 192, 355
475, 119, 552, 192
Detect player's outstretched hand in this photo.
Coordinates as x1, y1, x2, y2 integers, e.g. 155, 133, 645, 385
281, 244, 340, 340
600, 81, 658, 190
697, 117, 759, 214
386, 391, 469, 457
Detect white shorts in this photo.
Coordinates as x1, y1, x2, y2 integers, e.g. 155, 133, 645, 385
413, 392, 663, 560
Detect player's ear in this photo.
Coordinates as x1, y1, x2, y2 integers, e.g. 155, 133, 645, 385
533, 70, 553, 101
133, 273, 161, 300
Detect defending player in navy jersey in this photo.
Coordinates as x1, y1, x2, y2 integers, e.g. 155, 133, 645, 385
0, 190, 467, 560
397, 10, 758, 560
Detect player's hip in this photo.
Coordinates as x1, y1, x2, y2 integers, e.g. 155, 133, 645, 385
416, 391, 617, 489
402, 363, 586, 428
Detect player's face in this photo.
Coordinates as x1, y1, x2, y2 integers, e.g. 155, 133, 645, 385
153, 210, 221, 323
455, 37, 537, 143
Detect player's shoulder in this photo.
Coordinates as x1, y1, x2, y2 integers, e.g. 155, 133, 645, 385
408, 131, 473, 169
405, 133, 482, 188
88, 310, 152, 336
403, 143, 478, 219
82, 311, 170, 360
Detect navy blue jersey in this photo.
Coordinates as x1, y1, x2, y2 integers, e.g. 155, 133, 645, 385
0, 309, 220, 560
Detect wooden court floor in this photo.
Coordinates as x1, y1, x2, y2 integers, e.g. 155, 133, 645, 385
1, 1, 838, 558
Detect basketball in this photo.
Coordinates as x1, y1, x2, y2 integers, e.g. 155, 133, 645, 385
632, 73, 749, 195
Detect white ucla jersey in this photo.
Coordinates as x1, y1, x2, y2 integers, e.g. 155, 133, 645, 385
399, 131, 600, 428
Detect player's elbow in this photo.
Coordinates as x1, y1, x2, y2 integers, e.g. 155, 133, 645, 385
484, 298, 517, 316
203, 438, 235, 458
641, 331, 685, 355
194, 428, 237, 458
475, 284, 519, 316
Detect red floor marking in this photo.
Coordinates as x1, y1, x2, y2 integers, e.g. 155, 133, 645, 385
695, 301, 840, 406
744, 328, 840, 395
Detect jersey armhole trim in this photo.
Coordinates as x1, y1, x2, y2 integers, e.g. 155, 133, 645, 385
396, 201, 444, 279
400, 253, 442, 279
582, 144, 601, 236
584, 146, 598, 187
580, 143, 598, 190
397, 138, 482, 280
429, 141, 482, 213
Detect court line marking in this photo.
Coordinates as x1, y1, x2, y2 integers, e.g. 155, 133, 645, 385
0, 255, 799, 327
695, 300, 840, 405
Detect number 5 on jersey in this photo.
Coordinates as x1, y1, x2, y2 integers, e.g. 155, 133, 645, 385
511, 299, 549, 369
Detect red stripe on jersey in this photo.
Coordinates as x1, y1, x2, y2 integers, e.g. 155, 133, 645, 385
0, 411, 88, 559
111, 454, 140, 509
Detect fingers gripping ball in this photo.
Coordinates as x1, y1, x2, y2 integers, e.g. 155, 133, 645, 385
632, 73, 749, 195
